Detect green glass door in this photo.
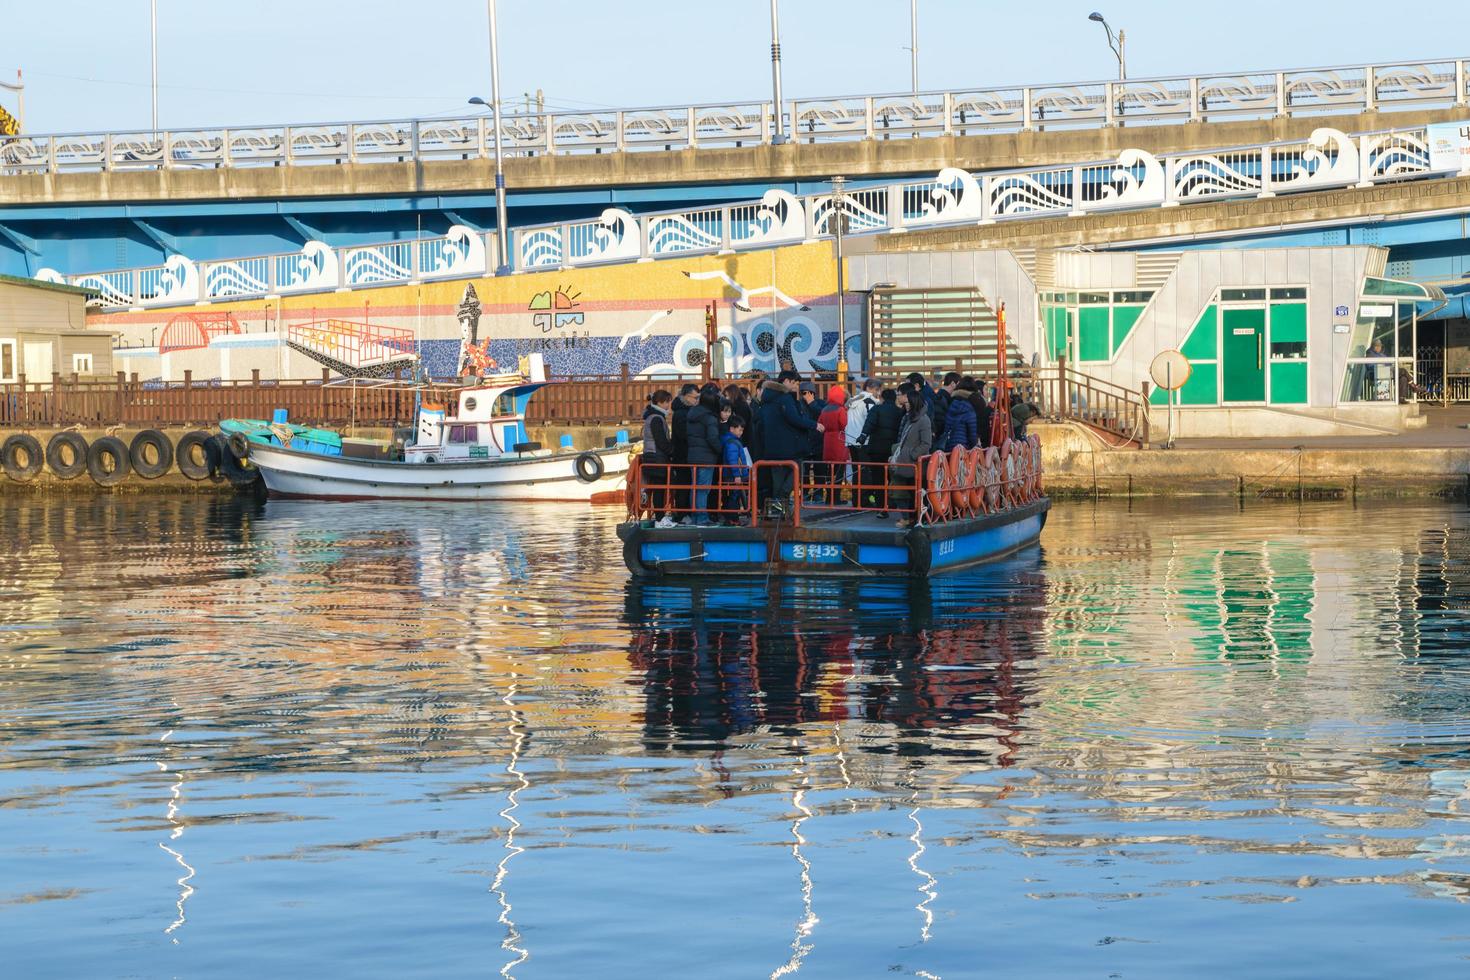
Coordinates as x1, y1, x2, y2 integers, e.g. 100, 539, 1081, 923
1221, 308, 1266, 402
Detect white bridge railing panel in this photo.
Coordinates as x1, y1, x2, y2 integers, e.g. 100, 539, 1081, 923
35, 121, 1464, 309
3, 57, 1466, 175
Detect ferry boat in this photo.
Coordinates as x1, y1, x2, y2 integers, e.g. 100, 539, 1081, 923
617, 437, 1048, 578
221, 366, 631, 502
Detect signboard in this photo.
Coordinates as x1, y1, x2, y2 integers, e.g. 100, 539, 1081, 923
780, 542, 843, 563
1360, 304, 1394, 318
1333, 323, 1350, 334
468, 445, 490, 458
1334, 305, 1350, 317
1427, 121, 1470, 173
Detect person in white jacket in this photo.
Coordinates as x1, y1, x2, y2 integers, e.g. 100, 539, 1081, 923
844, 378, 881, 504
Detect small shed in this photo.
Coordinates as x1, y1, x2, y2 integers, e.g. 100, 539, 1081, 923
0, 273, 115, 382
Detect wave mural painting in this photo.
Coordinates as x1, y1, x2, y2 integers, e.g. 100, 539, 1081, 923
91, 243, 855, 384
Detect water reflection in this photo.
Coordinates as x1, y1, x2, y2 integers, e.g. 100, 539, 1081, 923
1, 496, 1469, 976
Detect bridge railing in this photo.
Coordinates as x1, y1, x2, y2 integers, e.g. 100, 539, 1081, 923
2, 58, 1467, 174
36, 122, 1470, 309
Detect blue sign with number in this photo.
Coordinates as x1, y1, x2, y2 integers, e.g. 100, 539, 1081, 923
780, 542, 843, 563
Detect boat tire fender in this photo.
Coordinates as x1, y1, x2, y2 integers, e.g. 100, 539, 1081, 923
175, 430, 214, 481
87, 436, 131, 487
129, 429, 174, 479
226, 431, 251, 460
905, 524, 933, 577
45, 432, 89, 480
211, 434, 258, 488
2, 433, 44, 483
574, 451, 604, 484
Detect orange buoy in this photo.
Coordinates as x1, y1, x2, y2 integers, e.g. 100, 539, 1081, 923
966, 448, 986, 512
925, 453, 950, 521
948, 446, 969, 516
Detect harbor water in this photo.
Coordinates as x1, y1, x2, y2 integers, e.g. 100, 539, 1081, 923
2, 496, 1468, 977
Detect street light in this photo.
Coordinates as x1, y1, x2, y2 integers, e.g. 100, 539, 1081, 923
473, 0, 512, 276
1087, 12, 1125, 80
831, 176, 848, 377
769, 0, 786, 144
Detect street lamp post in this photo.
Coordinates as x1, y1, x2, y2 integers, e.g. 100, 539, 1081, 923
1087, 12, 1126, 80
151, 0, 158, 134
769, 0, 786, 144
908, 0, 919, 93
0, 70, 22, 133
831, 176, 848, 378
473, 0, 513, 276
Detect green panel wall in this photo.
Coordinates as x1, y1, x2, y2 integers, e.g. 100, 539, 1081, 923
1270, 361, 1308, 404
1271, 303, 1307, 343
1112, 305, 1144, 353
1181, 305, 1218, 361
1044, 306, 1068, 360
1179, 364, 1220, 405
1078, 307, 1111, 362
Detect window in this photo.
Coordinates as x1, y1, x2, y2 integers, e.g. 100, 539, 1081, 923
1269, 287, 1306, 300
0, 340, 14, 383
71, 353, 94, 375
1077, 292, 1109, 305
1112, 290, 1154, 304
448, 424, 478, 444
1221, 288, 1267, 302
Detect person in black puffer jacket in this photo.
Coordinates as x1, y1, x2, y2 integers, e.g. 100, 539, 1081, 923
640, 390, 675, 524
860, 387, 904, 511
685, 387, 724, 525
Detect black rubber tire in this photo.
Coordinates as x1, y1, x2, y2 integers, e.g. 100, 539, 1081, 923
1, 433, 44, 483
86, 436, 131, 487
226, 431, 251, 460
574, 451, 604, 484
175, 430, 213, 481
45, 431, 89, 480
211, 434, 258, 488
129, 429, 174, 479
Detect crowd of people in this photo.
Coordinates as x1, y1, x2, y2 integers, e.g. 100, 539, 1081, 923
639, 369, 1040, 528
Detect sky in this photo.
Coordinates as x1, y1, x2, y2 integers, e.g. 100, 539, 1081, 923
0, 0, 1466, 134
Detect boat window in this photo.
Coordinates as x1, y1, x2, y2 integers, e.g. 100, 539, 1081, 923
494, 391, 517, 416
463, 396, 478, 412
448, 424, 478, 443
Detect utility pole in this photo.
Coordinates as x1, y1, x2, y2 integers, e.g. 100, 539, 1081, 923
769, 0, 786, 143
832, 176, 848, 378
486, 0, 511, 275
151, 0, 158, 133
0, 70, 22, 134
909, 0, 919, 93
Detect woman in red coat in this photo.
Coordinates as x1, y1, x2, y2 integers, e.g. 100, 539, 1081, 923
817, 384, 849, 506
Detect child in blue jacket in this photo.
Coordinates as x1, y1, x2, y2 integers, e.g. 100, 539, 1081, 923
720, 418, 753, 524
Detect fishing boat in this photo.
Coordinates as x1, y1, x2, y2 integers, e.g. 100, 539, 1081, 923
221, 368, 631, 502
617, 436, 1049, 579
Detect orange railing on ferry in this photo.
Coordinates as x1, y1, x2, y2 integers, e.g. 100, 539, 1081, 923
625, 437, 1044, 529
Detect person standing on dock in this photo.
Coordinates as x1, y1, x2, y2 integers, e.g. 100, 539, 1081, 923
891, 383, 934, 528
756, 370, 822, 517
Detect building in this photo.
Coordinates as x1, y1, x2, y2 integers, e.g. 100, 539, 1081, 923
0, 273, 113, 383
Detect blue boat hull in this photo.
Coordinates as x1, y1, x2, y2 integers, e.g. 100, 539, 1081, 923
618, 498, 1050, 578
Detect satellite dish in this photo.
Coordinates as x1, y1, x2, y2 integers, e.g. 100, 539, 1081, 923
1150, 349, 1191, 391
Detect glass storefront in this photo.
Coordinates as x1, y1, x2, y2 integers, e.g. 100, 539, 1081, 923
1339, 279, 1445, 405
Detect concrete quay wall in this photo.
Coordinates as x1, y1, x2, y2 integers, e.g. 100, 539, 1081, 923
1034, 423, 1469, 498
4, 107, 1463, 207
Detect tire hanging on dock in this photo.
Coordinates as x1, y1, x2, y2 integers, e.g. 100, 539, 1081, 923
574, 451, 604, 484
86, 436, 131, 487
45, 432, 89, 480
210, 434, 259, 488
174, 430, 214, 481
1, 433, 44, 483
129, 429, 174, 480
226, 431, 251, 461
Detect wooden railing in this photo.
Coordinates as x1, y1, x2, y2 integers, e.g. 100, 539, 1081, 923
0, 370, 455, 429
525, 370, 704, 425
1015, 360, 1152, 445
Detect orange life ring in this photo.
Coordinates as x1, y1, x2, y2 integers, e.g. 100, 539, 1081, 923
999, 441, 1020, 506
1028, 434, 1044, 496
925, 453, 950, 521
982, 447, 1001, 513
948, 446, 969, 516
626, 457, 642, 517
966, 448, 986, 512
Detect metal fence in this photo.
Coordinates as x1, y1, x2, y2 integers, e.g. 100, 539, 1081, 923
37, 121, 1469, 311
3, 58, 1467, 175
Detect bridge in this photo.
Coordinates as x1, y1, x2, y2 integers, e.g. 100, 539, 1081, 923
0, 56, 1467, 280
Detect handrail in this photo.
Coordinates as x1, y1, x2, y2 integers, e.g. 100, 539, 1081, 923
33, 121, 1469, 310
2, 56, 1466, 173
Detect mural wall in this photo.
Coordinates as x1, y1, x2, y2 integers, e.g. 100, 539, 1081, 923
91, 243, 853, 383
